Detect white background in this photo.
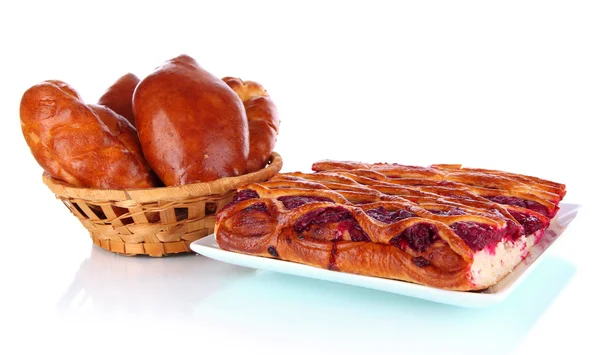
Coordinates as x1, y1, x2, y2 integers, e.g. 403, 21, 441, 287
1, 1, 598, 354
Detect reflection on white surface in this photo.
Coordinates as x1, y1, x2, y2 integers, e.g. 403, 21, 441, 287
56, 243, 575, 355
57, 246, 254, 318
192, 255, 576, 354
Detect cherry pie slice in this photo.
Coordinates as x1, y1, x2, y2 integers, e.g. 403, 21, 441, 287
214, 161, 566, 291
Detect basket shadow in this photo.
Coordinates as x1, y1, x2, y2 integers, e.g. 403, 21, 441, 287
56, 245, 255, 318
191, 255, 576, 355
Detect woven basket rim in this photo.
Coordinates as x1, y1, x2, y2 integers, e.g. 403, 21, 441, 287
42, 152, 282, 203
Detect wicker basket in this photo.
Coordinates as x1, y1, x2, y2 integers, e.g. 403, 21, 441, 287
42, 152, 283, 257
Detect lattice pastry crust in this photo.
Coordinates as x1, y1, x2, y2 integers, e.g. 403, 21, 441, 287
215, 161, 566, 291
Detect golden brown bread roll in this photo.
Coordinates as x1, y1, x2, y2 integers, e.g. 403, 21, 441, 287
97, 73, 140, 127
88, 104, 145, 160
20, 80, 156, 189
222, 77, 280, 173
133, 54, 249, 186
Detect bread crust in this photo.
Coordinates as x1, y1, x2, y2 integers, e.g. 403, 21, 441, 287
20, 80, 155, 189
223, 77, 280, 173
97, 73, 140, 127
133, 55, 249, 185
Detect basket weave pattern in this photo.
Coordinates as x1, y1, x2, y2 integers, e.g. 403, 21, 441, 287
43, 152, 282, 257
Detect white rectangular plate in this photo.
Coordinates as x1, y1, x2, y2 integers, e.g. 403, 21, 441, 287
190, 203, 580, 308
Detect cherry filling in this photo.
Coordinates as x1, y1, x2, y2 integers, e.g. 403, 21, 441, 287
222, 189, 261, 214
231, 189, 260, 204
365, 206, 416, 224
294, 206, 370, 242
432, 208, 521, 246
450, 222, 505, 251
390, 223, 438, 252
487, 209, 522, 241
504, 218, 522, 241
486, 196, 550, 217
243, 202, 269, 213
509, 211, 545, 235
278, 195, 334, 209
412, 256, 430, 267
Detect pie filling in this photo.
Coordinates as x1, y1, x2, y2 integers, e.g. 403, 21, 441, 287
485, 195, 550, 217
231, 189, 260, 204
242, 202, 269, 213
389, 223, 438, 253
294, 206, 370, 242
364, 206, 416, 223
412, 256, 430, 267
450, 222, 505, 252
508, 210, 545, 235
278, 195, 334, 209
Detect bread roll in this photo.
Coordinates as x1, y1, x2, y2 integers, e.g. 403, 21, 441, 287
223, 77, 280, 173
20, 80, 156, 189
97, 73, 139, 127
133, 54, 249, 186
88, 104, 145, 160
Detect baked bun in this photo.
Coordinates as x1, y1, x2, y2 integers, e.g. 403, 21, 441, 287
223, 77, 280, 173
20, 80, 156, 189
97, 73, 140, 127
133, 55, 249, 186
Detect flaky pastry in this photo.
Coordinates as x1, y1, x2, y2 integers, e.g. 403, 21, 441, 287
215, 161, 566, 291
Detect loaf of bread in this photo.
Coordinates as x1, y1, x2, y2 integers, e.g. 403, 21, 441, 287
20, 80, 156, 189
97, 73, 140, 127
133, 55, 249, 185
223, 77, 280, 173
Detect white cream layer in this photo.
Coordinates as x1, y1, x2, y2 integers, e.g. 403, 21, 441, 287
470, 230, 544, 289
